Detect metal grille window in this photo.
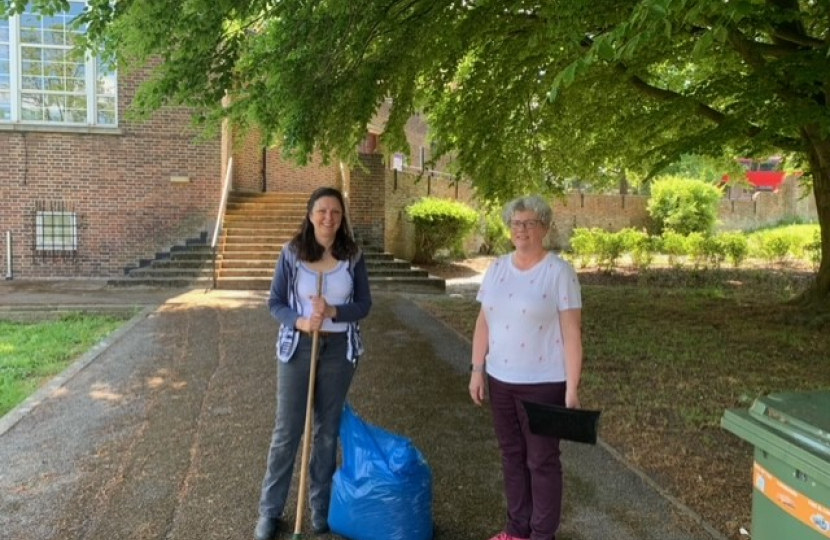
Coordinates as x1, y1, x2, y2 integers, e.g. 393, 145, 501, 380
1, 1, 117, 126
35, 203, 78, 253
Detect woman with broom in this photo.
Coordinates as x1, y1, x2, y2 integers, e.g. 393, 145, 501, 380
255, 187, 372, 540
469, 194, 583, 540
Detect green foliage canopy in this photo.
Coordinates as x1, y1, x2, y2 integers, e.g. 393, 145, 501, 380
3, 0, 830, 302
5, 0, 825, 195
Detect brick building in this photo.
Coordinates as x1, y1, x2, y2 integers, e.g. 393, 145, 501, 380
0, 5, 450, 281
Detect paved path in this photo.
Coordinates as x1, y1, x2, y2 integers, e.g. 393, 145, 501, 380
0, 280, 726, 540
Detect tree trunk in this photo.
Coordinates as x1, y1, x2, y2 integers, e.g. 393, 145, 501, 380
793, 127, 830, 308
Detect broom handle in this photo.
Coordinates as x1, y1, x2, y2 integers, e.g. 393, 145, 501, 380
293, 271, 324, 538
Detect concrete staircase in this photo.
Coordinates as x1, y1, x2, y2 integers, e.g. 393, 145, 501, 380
110, 191, 445, 294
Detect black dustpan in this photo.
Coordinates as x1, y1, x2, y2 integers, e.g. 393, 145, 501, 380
522, 401, 601, 444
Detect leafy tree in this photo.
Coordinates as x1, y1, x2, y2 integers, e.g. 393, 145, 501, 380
4, 0, 829, 306
659, 154, 747, 186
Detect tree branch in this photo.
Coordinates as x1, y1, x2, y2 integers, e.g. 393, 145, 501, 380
615, 64, 802, 152
772, 27, 825, 48
615, 64, 727, 125
765, 0, 823, 48
726, 28, 797, 62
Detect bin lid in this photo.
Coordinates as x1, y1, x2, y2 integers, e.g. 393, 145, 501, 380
749, 390, 830, 453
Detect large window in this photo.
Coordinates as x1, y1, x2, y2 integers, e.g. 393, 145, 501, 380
0, 1, 116, 126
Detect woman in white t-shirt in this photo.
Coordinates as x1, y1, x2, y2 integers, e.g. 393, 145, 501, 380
469, 195, 583, 540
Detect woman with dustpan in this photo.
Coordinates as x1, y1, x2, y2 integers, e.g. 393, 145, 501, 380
255, 187, 372, 540
469, 195, 583, 540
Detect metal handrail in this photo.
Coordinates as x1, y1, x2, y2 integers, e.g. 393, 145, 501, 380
397, 164, 458, 181
210, 157, 234, 290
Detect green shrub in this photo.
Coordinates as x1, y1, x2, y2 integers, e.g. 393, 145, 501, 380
805, 230, 821, 270
619, 228, 656, 270
569, 228, 601, 268
596, 230, 626, 271
636, 236, 660, 270
660, 230, 688, 268
479, 207, 512, 255
685, 232, 707, 268
406, 197, 479, 263
718, 232, 749, 268
647, 176, 722, 235
702, 235, 727, 269
747, 224, 818, 264
754, 233, 792, 265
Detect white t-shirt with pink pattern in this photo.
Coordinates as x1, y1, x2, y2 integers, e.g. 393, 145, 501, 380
476, 251, 582, 384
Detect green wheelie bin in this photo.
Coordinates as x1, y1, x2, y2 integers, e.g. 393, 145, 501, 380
721, 390, 830, 540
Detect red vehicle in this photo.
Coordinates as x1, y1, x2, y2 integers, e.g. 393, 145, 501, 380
737, 157, 786, 191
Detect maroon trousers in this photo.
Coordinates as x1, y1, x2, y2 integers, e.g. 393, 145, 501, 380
488, 376, 567, 540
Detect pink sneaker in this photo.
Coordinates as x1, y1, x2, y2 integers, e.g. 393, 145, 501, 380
486, 532, 530, 540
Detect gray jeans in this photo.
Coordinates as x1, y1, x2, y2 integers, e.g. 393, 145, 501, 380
258, 333, 356, 522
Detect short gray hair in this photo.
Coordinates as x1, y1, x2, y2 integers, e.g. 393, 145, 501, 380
502, 195, 552, 227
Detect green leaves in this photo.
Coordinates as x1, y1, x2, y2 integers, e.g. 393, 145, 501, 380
6, 0, 828, 222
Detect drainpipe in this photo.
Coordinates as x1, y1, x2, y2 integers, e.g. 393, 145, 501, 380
261, 147, 267, 192
5, 231, 12, 280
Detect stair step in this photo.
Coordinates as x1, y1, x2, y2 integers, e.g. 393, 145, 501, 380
108, 276, 212, 287
216, 269, 273, 278
118, 190, 445, 293
168, 252, 215, 261
365, 260, 413, 270
214, 275, 445, 294
229, 192, 308, 201
369, 276, 446, 293
147, 260, 213, 269
224, 215, 304, 224
222, 232, 293, 240
170, 244, 210, 253
129, 268, 214, 278
217, 255, 276, 262
218, 260, 276, 270
223, 242, 283, 255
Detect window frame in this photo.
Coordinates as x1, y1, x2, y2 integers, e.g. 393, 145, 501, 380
35, 210, 79, 252
0, 1, 118, 127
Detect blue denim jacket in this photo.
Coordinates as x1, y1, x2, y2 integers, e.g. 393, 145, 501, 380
268, 242, 372, 363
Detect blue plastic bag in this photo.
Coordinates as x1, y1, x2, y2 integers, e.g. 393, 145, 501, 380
328, 404, 433, 540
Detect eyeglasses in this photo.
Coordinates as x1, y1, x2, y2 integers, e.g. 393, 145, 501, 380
508, 219, 543, 230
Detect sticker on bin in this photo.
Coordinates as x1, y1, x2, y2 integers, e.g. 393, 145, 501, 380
754, 462, 830, 538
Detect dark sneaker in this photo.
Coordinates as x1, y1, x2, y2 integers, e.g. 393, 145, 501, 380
254, 516, 281, 540
311, 515, 329, 535
486, 532, 529, 540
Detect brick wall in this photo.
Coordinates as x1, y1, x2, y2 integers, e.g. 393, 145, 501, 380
548, 193, 650, 249
232, 130, 339, 194
715, 175, 817, 231
381, 173, 819, 258
349, 154, 387, 247
0, 67, 221, 279
383, 168, 477, 260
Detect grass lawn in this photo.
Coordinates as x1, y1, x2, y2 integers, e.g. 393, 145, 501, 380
416, 261, 830, 540
0, 312, 129, 417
